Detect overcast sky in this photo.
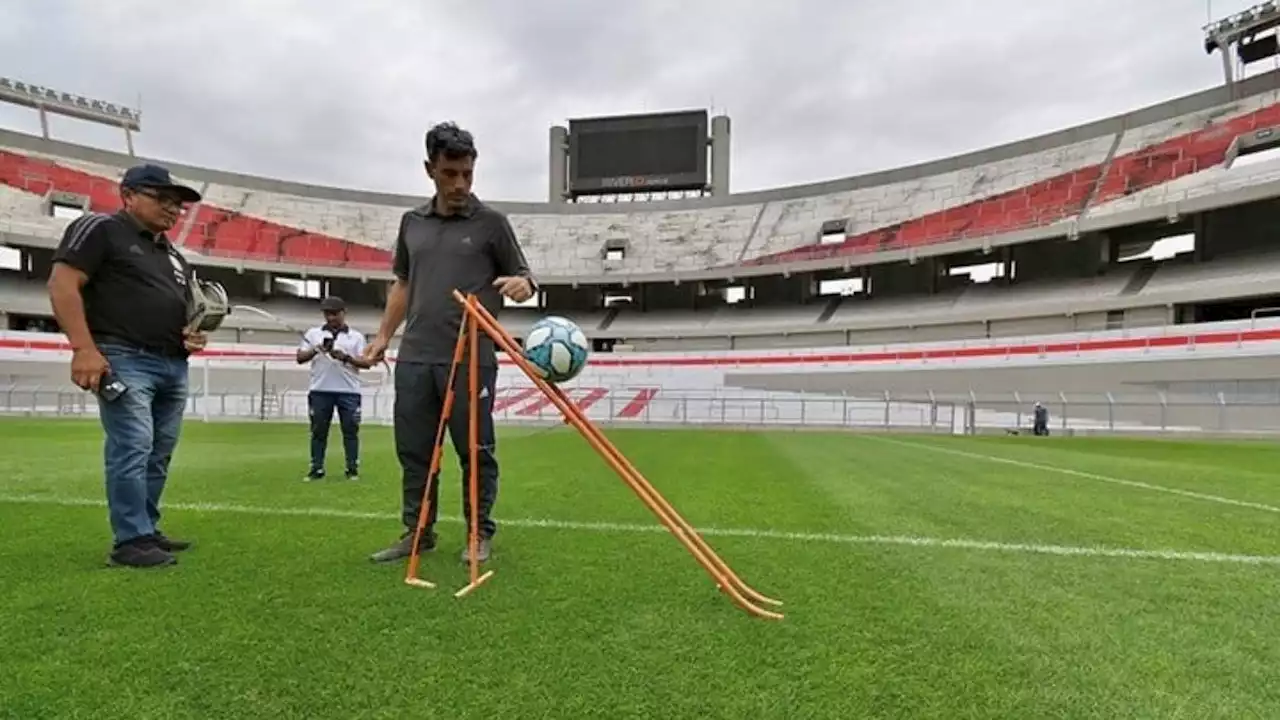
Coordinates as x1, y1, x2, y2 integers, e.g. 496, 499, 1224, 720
0, 0, 1268, 202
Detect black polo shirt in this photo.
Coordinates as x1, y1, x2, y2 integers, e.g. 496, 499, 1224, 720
51, 211, 194, 357
392, 195, 536, 366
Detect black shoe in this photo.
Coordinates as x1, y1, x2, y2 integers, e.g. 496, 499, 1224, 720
345, 470, 359, 481
108, 539, 176, 568
151, 532, 192, 553
303, 469, 325, 482
369, 529, 436, 563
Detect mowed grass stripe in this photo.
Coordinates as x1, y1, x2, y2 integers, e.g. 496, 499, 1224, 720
904, 432, 1280, 506
869, 434, 1280, 513
5, 492, 1280, 567
764, 431, 1280, 557
5, 502, 1280, 719
6, 419, 1280, 717
7, 420, 1280, 558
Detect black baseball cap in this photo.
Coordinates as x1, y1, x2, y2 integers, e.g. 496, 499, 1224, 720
120, 163, 202, 203
319, 296, 346, 312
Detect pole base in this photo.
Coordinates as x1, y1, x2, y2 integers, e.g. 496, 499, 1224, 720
454, 570, 495, 598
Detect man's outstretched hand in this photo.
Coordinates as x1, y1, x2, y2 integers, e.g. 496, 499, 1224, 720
493, 276, 533, 303
363, 336, 390, 364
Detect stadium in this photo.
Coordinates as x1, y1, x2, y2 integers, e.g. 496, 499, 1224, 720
9, 67, 1280, 433
6, 5, 1280, 718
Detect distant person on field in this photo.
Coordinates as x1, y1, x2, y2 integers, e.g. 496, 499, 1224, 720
46, 164, 206, 569
1033, 401, 1050, 436
362, 121, 537, 565
297, 296, 372, 481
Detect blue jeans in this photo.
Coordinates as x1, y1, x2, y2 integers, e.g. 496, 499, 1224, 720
308, 391, 362, 476
95, 343, 189, 547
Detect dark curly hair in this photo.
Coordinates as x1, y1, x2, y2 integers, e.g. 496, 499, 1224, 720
424, 122, 478, 163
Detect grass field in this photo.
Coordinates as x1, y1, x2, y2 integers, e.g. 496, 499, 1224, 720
3, 418, 1280, 719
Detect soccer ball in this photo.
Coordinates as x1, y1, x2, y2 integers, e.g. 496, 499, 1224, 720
522, 315, 590, 384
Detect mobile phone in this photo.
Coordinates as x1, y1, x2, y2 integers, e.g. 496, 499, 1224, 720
97, 370, 128, 403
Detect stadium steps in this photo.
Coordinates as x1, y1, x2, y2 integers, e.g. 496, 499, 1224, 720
733, 203, 770, 265
1119, 261, 1158, 295
598, 306, 622, 331
1078, 130, 1126, 217
173, 181, 211, 248
816, 295, 844, 323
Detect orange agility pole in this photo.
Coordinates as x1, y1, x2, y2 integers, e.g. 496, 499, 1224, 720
404, 319, 468, 590
450, 290, 784, 620
403, 302, 495, 596
456, 300, 495, 597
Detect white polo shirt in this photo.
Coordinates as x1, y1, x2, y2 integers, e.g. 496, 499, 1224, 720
300, 325, 367, 394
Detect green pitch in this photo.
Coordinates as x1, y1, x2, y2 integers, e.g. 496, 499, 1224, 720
3, 418, 1280, 719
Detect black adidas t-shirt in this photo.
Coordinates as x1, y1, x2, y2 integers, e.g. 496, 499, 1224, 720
51, 211, 194, 357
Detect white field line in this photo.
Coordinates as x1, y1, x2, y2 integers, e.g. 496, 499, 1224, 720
2, 493, 1280, 568
865, 435, 1280, 515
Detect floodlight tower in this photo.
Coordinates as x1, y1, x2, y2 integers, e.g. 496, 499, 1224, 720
0, 76, 141, 154
1204, 0, 1280, 94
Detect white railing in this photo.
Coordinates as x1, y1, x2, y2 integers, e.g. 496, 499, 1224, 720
5, 385, 1280, 436
3, 316, 1280, 368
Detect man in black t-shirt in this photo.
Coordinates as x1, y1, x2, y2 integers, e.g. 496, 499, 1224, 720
47, 163, 208, 569
363, 122, 536, 565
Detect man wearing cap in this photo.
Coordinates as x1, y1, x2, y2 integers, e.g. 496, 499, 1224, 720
46, 163, 208, 569
297, 296, 372, 481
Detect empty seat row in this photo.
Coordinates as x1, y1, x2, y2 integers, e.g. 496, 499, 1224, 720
745, 99, 1280, 267
744, 167, 1103, 266
0, 151, 392, 269
3, 94, 1277, 275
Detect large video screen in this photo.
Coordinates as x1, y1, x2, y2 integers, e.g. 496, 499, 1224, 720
567, 110, 708, 196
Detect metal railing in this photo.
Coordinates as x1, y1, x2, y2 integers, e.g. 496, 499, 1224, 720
5, 384, 1280, 436
2, 317, 1279, 365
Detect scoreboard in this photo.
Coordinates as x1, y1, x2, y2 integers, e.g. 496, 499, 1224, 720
566, 110, 709, 198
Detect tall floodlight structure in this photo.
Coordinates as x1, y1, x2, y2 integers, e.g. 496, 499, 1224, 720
0, 77, 141, 154
1204, 1, 1280, 92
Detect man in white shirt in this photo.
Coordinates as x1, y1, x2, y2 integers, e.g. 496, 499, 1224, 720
297, 297, 372, 481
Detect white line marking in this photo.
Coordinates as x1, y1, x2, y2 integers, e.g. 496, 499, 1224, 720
1, 494, 1278, 568
866, 435, 1280, 515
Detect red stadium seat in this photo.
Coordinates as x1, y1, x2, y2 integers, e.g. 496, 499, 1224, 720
743, 102, 1280, 267
0, 150, 393, 270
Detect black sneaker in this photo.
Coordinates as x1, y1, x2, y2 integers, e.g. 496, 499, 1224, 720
345, 470, 359, 481
303, 469, 324, 482
151, 532, 192, 553
369, 529, 437, 563
108, 539, 176, 568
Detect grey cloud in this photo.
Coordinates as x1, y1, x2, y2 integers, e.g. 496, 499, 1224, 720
0, 0, 1264, 203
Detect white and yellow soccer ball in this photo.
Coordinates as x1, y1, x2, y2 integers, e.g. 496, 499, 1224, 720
522, 315, 590, 384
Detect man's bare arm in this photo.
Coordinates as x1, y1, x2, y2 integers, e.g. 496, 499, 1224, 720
47, 263, 96, 351
376, 278, 409, 343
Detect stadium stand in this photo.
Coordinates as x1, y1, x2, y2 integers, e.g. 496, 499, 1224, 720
6, 71, 1280, 436
2, 71, 1280, 282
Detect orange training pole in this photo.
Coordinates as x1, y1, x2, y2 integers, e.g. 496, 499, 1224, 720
455, 296, 495, 598
452, 290, 783, 619
404, 317, 470, 589
550, 379, 782, 609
